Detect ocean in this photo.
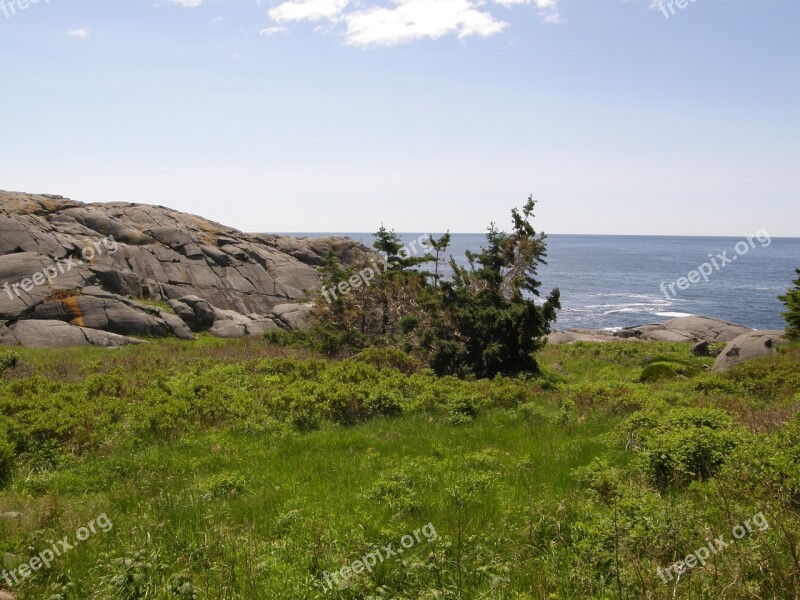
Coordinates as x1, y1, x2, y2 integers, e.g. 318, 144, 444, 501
278, 233, 800, 331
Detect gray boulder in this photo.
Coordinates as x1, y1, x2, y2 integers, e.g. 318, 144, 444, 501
712, 330, 786, 371
30, 287, 193, 340
271, 303, 315, 331
209, 308, 279, 338
0, 320, 145, 348
657, 316, 751, 343
169, 295, 216, 332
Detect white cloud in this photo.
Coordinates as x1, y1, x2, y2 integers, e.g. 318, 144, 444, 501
67, 28, 90, 38
260, 26, 290, 35
268, 0, 349, 23
536, 0, 561, 23
169, 0, 203, 7
493, 0, 560, 23
344, 0, 507, 46
263, 0, 559, 46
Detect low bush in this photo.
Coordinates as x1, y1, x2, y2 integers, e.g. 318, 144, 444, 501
0, 419, 14, 483
0, 350, 19, 373
625, 407, 744, 487
353, 346, 423, 375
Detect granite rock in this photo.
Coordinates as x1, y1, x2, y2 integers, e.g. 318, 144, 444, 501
0, 190, 368, 347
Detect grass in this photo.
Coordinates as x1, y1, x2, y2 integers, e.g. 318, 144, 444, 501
1, 413, 614, 598
0, 338, 798, 599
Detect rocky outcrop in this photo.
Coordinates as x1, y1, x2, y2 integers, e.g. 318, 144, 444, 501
0, 320, 145, 348
0, 190, 368, 348
549, 316, 751, 345
548, 328, 621, 344
208, 308, 279, 339
618, 316, 751, 343
549, 316, 786, 371
712, 330, 786, 371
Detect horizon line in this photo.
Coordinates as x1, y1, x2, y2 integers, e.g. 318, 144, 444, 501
262, 232, 800, 239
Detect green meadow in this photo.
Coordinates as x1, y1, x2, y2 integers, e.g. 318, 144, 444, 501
0, 338, 798, 599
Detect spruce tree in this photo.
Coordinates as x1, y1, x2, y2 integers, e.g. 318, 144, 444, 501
372, 225, 432, 334
423, 195, 560, 378
427, 232, 452, 288
779, 268, 800, 340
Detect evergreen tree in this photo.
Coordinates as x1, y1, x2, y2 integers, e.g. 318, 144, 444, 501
373, 225, 405, 269
314, 250, 362, 353
372, 225, 432, 334
779, 268, 800, 340
427, 232, 452, 288
422, 196, 560, 378
311, 196, 560, 377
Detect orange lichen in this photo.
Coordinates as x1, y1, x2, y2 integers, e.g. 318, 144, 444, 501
63, 295, 85, 327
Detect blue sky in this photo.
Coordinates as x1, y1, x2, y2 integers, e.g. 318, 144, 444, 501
1, 0, 798, 235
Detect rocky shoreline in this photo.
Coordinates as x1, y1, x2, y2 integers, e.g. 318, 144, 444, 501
0, 191, 787, 371
549, 315, 785, 371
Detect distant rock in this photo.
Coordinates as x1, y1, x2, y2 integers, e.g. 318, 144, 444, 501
548, 316, 752, 345
547, 329, 619, 344
0, 190, 370, 348
617, 316, 751, 343
548, 316, 786, 371
712, 330, 786, 371
658, 316, 751, 343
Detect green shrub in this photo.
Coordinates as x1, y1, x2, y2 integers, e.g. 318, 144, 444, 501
257, 357, 327, 380
708, 352, 800, 403
626, 407, 744, 487
0, 350, 19, 373
721, 414, 800, 509
640, 360, 698, 382
640, 362, 680, 382
354, 346, 422, 374
368, 465, 426, 514
572, 458, 622, 503
198, 472, 248, 499
133, 386, 192, 439
0, 420, 14, 483
517, 402, 556, 424
485, 376, 531, 408
556, 397, 578, 429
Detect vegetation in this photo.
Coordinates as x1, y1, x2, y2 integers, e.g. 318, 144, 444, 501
310, 196, 561, 378
1, 211, 798, 598
0, 337, 798, 599
779, 268, 800, 339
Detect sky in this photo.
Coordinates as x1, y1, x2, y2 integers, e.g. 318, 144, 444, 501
0, 0, 798, 236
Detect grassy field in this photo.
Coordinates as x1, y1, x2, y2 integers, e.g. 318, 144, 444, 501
0, 337, 798, 599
